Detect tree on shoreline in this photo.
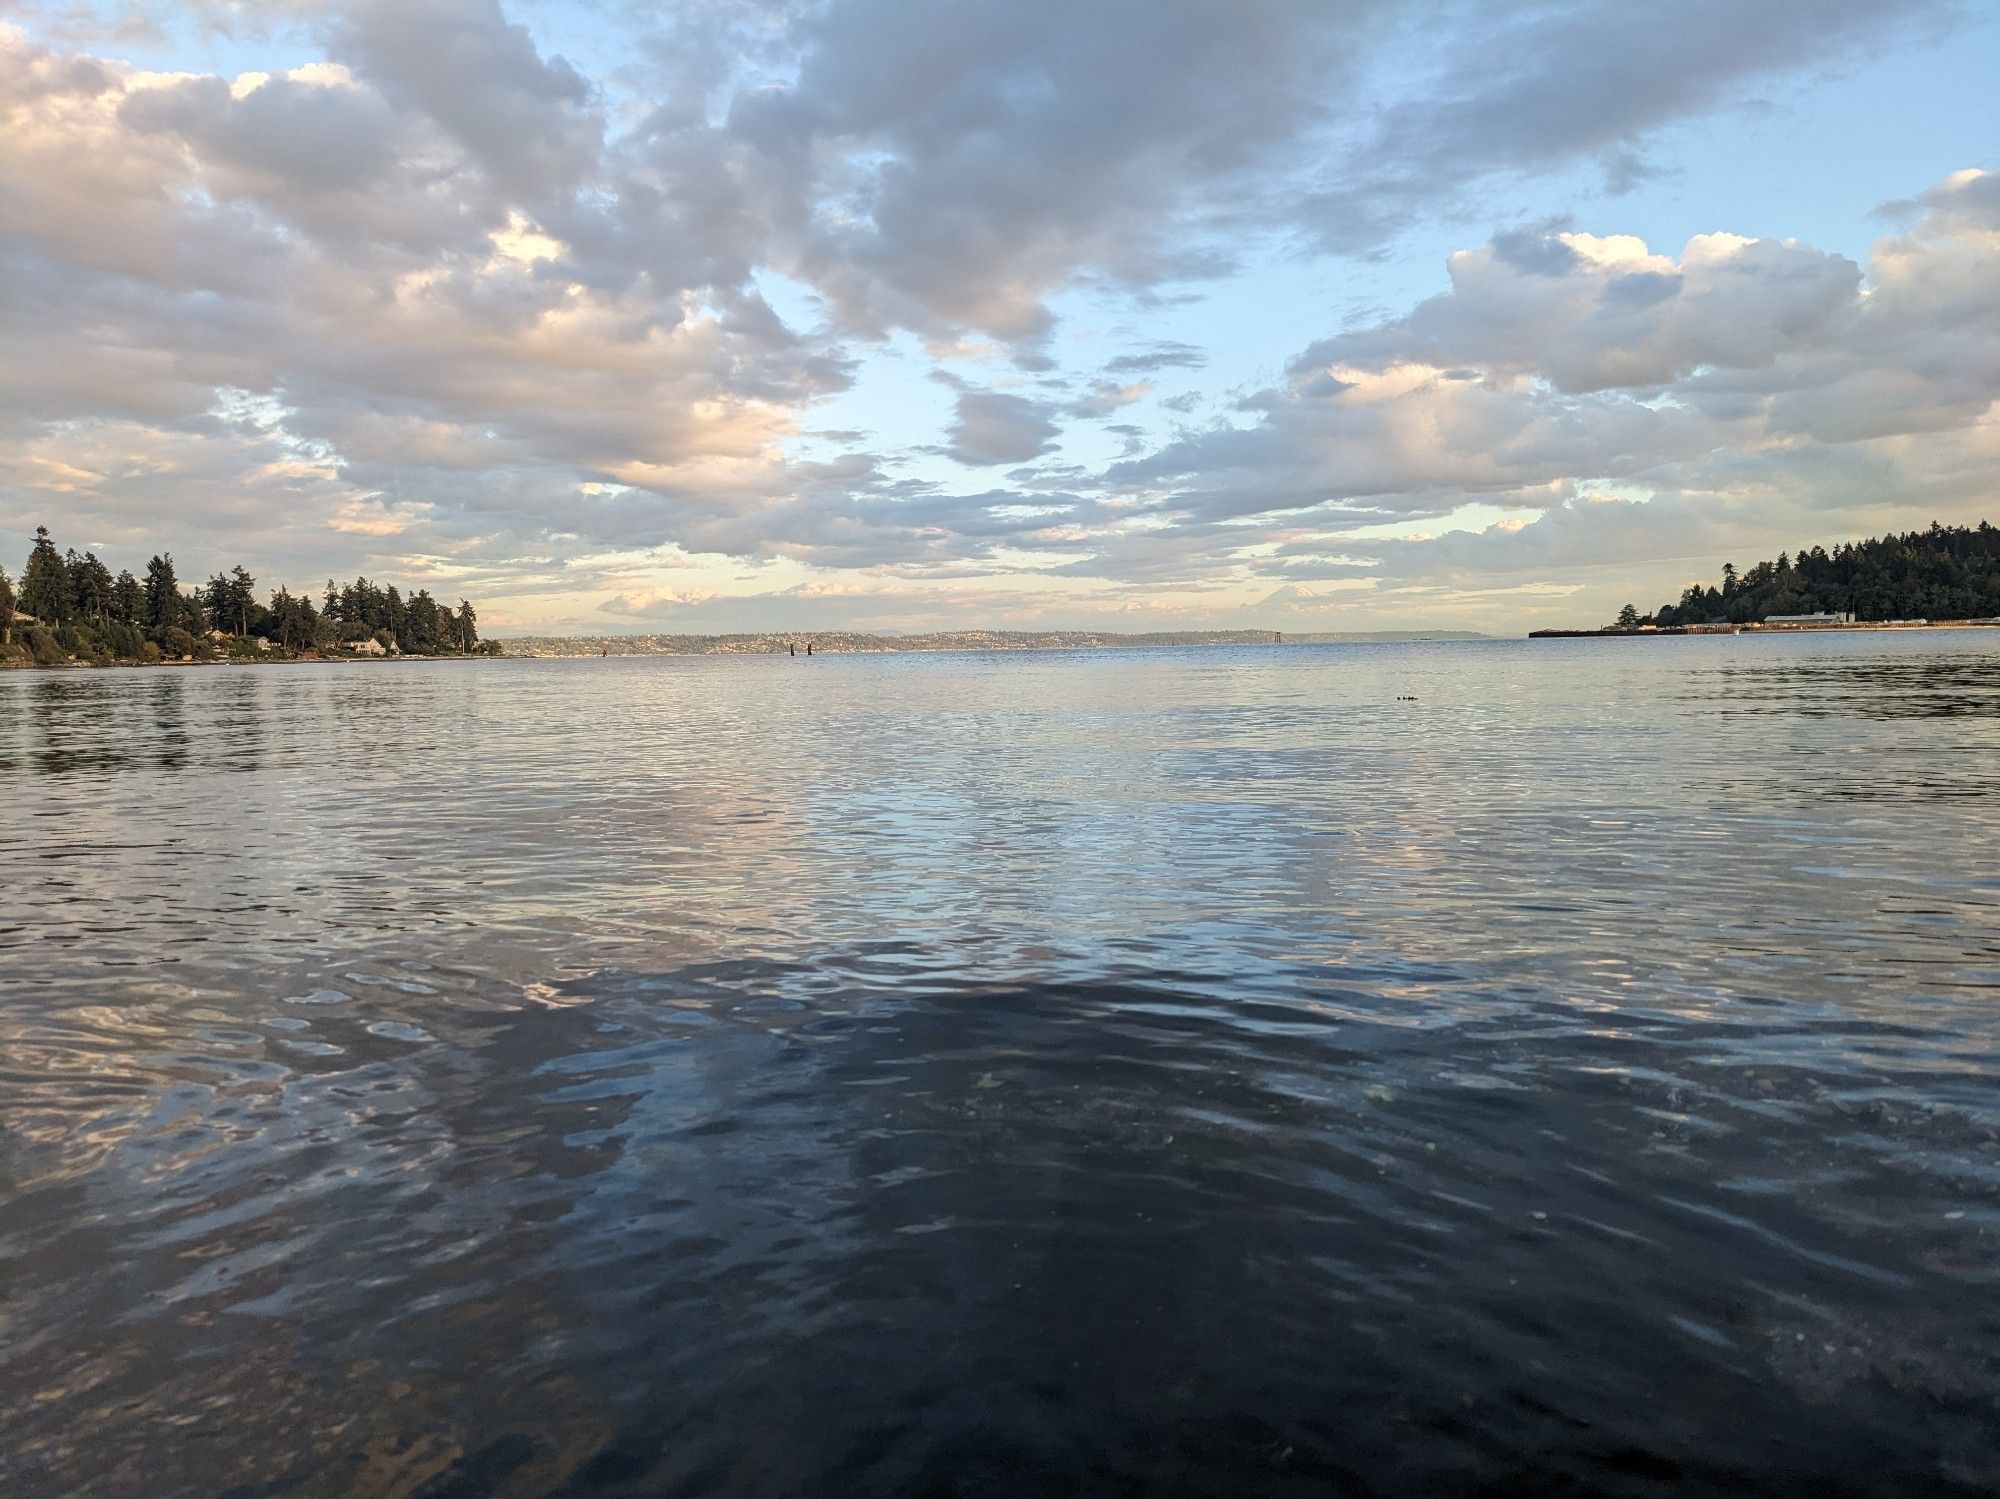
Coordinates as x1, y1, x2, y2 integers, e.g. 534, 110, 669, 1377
204, 566, 257, 637
4, 523, 495, 665
20, 527, 68, 624
68, 550, 116, 623
113, 570, 143, 625
1640, 522, 2000, 628
144, 555, 187, 637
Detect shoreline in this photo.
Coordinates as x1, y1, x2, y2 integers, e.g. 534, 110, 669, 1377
1528, 620, 2000, 639
500, 629, 1490, 659
0, 652, 501, 674
10, 620, 1996, 670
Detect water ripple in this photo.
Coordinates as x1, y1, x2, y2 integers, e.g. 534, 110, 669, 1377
2, 636, 1998, 1495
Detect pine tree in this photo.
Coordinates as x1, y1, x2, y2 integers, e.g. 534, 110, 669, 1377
405, 589, 442, 653
229, 565, 256, 636
265, 587, 322, 651
112, 570, 143, 626
142, 554, 182, 639
69, 551, 116, 622
205, 572, 235, 629
20, 526, 70, 624
0, 566, 15, 646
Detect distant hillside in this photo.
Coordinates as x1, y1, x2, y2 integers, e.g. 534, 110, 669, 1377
501, 628, 1489, 657
1636, 522, 2000, 627
507, 629, 1274, 657
1285, 630, 1490, 643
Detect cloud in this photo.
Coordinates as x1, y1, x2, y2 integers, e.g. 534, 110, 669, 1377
0, 17, 853, 590
0, 4, 1991, 633
943, 391, 1059, 466
1298, 0, 1956, 250
600, 587, 718, 617
712, 0, 1952, 345
1112, 172, 1999, 546
1308, 228, 1862, 395
1103, 343, 1206, 376
752, 0, 1371, 345
1063, 380, 1151, 419
329, 0, 598, 204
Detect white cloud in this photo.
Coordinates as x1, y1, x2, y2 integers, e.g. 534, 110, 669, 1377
1114, 173, 1997, 564
0, 4, 1990, 633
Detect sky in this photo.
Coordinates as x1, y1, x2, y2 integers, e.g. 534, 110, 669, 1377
1, 0, 1995, 636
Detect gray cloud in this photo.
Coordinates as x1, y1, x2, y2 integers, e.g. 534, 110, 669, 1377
943, 391, 1059, 466
1062, 381, 1150, 420
0, 2, 1990, 632
756, 0, 1373, 344
1103, 343, 1207, 376
1299, 0, 1955, 251
330, 0, 599, 205
1112, 172, 1998, 540
1301, 230, 1862, 395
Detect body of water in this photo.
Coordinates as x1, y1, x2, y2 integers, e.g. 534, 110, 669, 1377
2, 635, 1997, 1495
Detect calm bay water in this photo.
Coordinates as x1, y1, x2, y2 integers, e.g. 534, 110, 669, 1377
2, 635, 1997, 1496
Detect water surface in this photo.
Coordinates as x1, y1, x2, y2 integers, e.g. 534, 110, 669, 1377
2, 635, 1997, 1495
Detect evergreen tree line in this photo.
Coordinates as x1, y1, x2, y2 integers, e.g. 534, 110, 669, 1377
0, 525, 497, 666
1617, 521, 2000, 629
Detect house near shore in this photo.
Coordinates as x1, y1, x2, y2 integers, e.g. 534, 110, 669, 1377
347, 636, 390, 656
1761, 611, 1854, 627
204, 629, 273, 651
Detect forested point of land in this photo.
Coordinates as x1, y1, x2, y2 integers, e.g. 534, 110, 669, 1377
0, 525, 499, 668
1612, 521, 2000, 629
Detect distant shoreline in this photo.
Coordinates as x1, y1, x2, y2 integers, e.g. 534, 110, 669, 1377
0, 652, 499, 674
1529, 620, 2000, 639
499, 628, 1491, 658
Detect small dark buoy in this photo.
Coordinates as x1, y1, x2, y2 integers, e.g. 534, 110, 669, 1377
806, 641, 813, 656
789, 642, 796, 656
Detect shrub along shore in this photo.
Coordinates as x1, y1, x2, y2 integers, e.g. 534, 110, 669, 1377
0, 526, 499, 668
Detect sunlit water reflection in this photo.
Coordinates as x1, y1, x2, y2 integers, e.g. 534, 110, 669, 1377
2, 634, 1998, 1495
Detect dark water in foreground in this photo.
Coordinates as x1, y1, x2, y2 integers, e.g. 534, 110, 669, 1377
2, 635, 1998, 1496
